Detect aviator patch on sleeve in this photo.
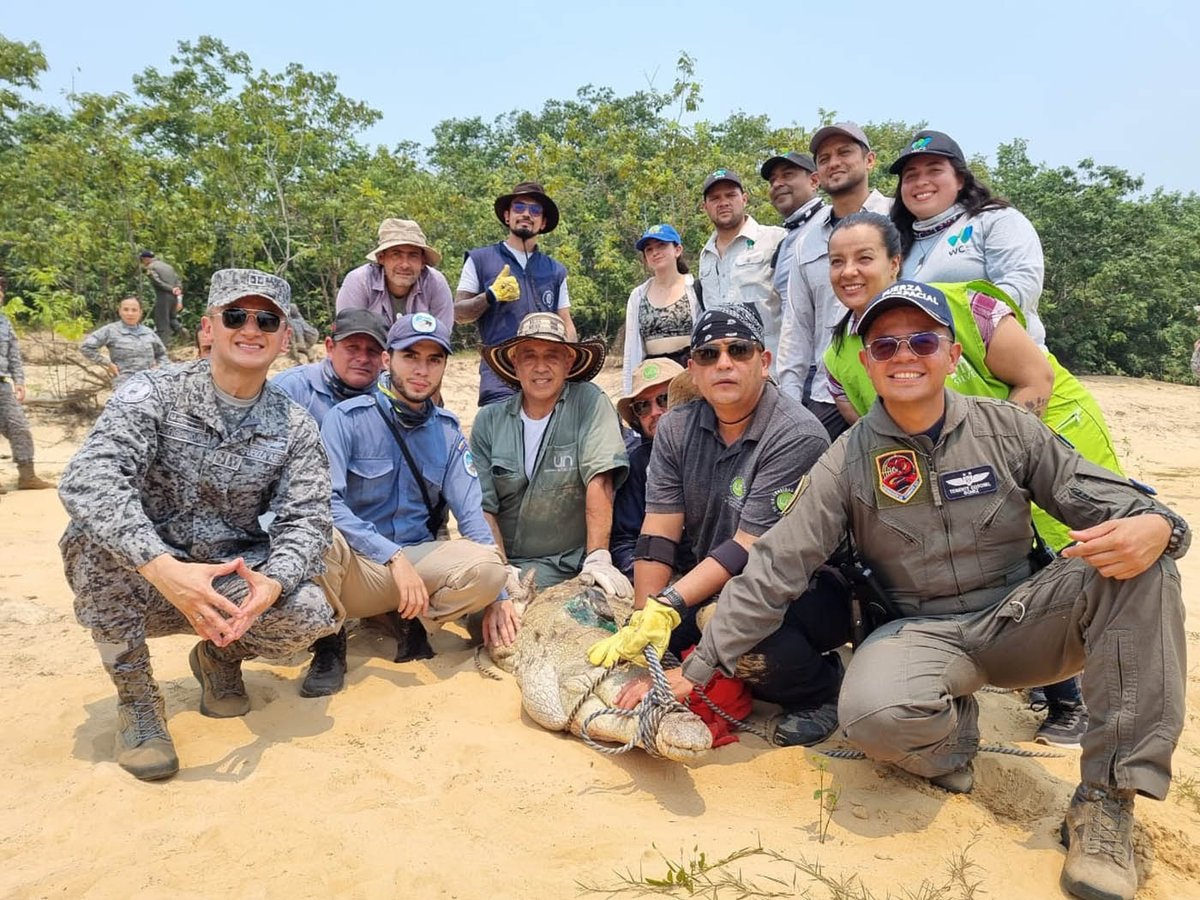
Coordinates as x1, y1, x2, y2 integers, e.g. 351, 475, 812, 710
939, 466, 998, 500
874, 449, 927, 506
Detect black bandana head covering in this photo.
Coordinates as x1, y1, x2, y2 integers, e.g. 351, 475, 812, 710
690, 303, 765, 350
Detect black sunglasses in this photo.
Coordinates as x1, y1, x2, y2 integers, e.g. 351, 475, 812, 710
865, 331, 948, 362
220, 307, 283, 333
630, 391, 669, 418
691, 340, 759, 366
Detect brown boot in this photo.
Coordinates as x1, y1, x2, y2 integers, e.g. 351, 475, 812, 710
1060, 782, 1138, 900
189, 641, 251, 717
16, 462, 53, 490
104, 643, 179, 781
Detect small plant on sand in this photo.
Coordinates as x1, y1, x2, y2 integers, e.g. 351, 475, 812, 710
810, 755, 841, 844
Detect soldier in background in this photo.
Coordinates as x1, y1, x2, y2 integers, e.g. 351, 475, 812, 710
80, 297, 168, 388
138, 249, 183, 344
59, 269, 338, 782
0, 276, 53, 492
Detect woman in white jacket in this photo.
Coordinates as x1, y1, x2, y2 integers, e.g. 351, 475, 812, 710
621, 224, 700, 393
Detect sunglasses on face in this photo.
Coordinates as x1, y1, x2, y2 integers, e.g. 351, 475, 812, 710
510, 201, 543, 217
220, 307, 283, 333
865, 331, 948, 361
691, 340, 759, 366
630, 391, 669, 418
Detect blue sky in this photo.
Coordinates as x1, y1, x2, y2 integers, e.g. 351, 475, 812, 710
6, 0, 1198, 193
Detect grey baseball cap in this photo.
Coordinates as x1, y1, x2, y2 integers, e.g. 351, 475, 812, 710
760, 151, 816, 180
330, 309, 387, 348
702, 167, 745, 197
207, 269, 291, 315
809, 121, 871, 156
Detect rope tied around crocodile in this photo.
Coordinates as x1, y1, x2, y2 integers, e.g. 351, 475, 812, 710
576, 645, 690, 757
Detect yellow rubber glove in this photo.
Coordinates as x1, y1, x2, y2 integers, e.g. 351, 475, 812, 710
487, 264, 520, 302
586, 598, 681, 668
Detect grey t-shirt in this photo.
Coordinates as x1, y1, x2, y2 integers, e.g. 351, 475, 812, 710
645, 382, 829, 557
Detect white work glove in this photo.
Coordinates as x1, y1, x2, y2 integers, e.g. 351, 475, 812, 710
578, 548, 633, 600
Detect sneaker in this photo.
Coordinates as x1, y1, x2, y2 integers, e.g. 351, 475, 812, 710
115, 693, 179, 781
300, 628, 347, 698
1060, 782, 1138, 900
1037, 700, 1088, 749
189, 642, 250, 718
929, 761, 975, 795
772, 698, 840, 747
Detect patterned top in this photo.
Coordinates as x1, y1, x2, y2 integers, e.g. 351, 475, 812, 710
638, 289, 694, 344
0, 312, 23, 382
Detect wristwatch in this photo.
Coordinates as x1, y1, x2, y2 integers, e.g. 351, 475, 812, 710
657, 585, 689, 615
1158, 509, 1188, 557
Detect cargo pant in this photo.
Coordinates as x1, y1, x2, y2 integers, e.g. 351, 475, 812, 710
0, 379, 35, 463
316, 529, 507, 626
63, 533, 340, 661
837, 555, 1185, 800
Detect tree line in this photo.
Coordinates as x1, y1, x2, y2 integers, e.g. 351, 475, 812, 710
2, 35, 1197, 381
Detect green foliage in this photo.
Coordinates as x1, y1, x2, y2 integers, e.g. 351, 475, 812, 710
0, 39, 1196, 378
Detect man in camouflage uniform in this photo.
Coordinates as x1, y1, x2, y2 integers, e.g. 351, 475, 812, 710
59, 269, 339, 782
0, 276, 53, 492
139, 249, 183, 344
80, 297, 168, 388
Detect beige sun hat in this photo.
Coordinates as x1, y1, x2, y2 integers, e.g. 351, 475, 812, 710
616, 357, 686, 430
366, 218, 442, 267
480, 312, 607, 389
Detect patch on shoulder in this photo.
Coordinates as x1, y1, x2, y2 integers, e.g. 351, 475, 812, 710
115, 375, 155, 405
463, 449, 478, 478
939, 466, 997, 500
776, 475, 809, 516
874, 448, 926, 505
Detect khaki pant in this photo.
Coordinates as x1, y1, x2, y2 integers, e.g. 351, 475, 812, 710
317, 529, 507, 626
837, 555, 1185, 800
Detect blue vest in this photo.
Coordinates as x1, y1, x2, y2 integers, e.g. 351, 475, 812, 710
468, 241, 567, 405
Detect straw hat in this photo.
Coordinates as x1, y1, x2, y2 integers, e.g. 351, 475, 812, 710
480, 312, 606, 389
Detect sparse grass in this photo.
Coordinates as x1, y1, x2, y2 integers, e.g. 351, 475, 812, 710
577, 834, 988, 899
1169, 774, 1200, 814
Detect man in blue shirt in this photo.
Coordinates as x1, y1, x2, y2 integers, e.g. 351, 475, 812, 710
304, 313, 512, 696
271, 309, 387, 425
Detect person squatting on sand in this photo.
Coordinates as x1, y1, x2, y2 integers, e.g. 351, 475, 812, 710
594, 305, 852, 747
471, 312, 630, 597
59, 269, 340, 781
304, 313, 512, 696
614, 281, 1188, 900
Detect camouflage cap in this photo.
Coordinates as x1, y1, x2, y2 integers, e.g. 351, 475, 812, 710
207, 269, 291, 315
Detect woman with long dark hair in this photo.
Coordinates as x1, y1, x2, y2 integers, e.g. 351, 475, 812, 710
621, 224, 699, 393
889, 130, 1047, 348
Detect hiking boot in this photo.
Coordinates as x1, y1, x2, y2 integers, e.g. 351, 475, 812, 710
929, 761, 975, 795
1060, 782, 1138, 900
189, 641, 250, 718
772, 698, 840, 747
299, 628, 347, 698
394, 615, 435, 663
1037, 699, 1089, 750
116, 694, 179, 781
16, 462, 52, 490
105, 643, 178, 781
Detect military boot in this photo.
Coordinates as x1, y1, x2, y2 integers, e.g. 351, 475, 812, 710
393, 614, 435, 663
299, 627, 347, 698
189, 641, 251, 718
16, 462, 53, 490
1060, 782, 1138, 900
105, 643, 178, 781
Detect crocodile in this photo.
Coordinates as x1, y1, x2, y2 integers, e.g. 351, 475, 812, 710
483, 576, 713, 762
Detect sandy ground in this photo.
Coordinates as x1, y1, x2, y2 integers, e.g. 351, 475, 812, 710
1, 354, 1198, 899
